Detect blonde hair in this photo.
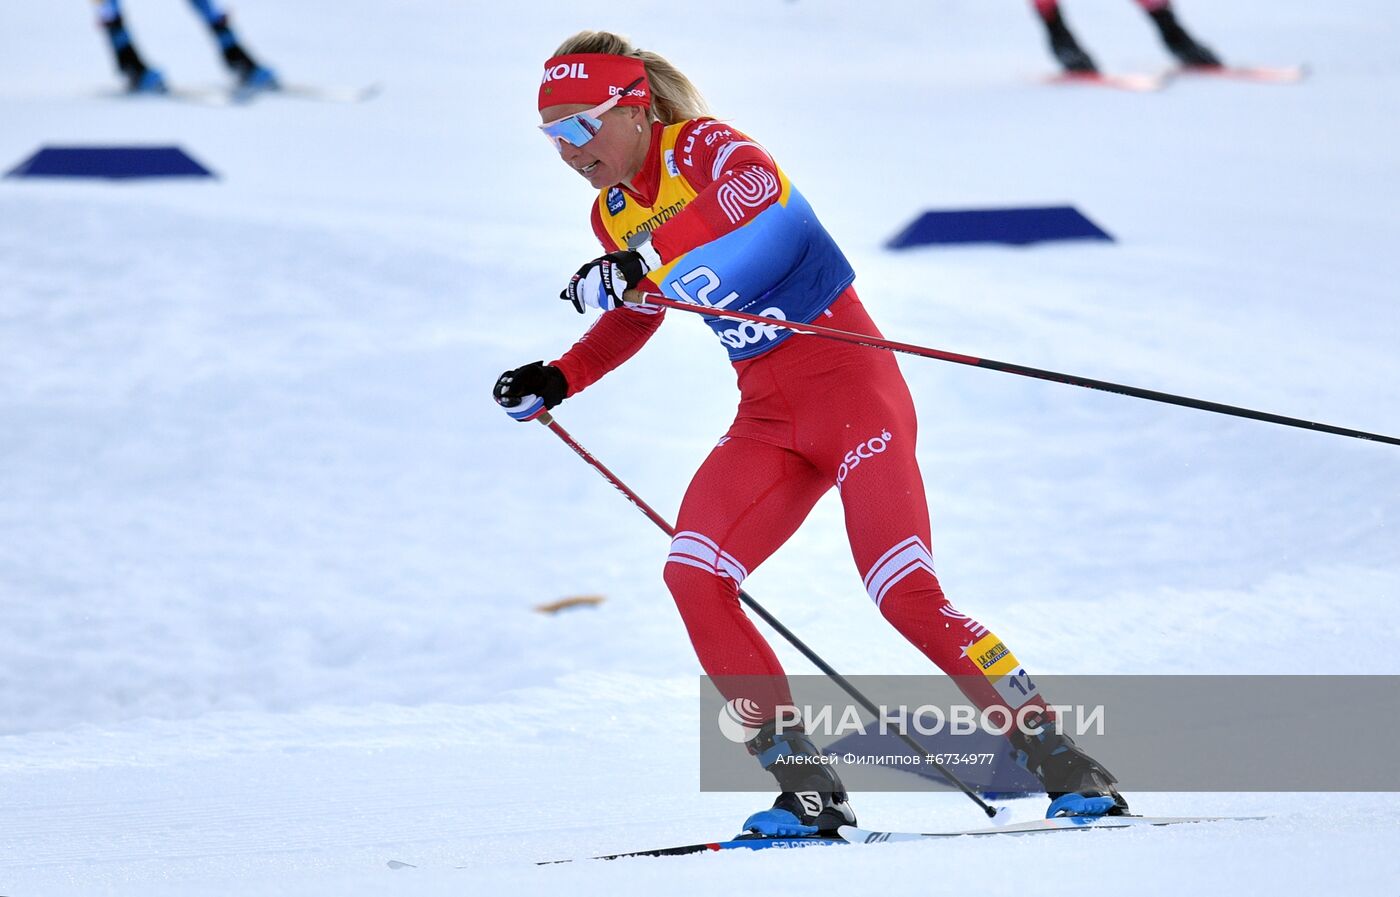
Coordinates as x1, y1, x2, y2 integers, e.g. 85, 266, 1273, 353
551, 31, 711, 125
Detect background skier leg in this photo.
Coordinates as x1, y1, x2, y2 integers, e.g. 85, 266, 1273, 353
1031, 1, 1099, 73
1136, 0, 1224, 67
186, 0, 278, 87
93, 0, 166, 92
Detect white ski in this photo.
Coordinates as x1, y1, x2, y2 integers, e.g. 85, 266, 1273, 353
232, 82, 383, 104
1172, 64, 1309, 84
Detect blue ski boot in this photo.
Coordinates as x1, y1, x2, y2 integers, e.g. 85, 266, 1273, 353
742, 721, 857, 836
210, 16, 279, 90
1011, 715, 1129, 818
237, 64, 279, 90
129, 66, 169, 94
102, 15, 167, 94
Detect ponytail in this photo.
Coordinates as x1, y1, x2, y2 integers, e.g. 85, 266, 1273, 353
550, 31, 711, 124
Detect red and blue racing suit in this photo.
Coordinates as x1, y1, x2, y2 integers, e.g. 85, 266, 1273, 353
553, 119, 1047, 725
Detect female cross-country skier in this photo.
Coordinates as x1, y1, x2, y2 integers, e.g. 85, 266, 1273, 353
93, 0, 277, 93
1034, 0, 1222, 73
494, 30, 1129, 835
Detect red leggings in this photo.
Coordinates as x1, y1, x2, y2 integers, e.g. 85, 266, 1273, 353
664, 288, 1043, 724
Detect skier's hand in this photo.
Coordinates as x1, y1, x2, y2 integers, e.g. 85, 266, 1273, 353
493, 361, 567, 422
561, 239, 660, 313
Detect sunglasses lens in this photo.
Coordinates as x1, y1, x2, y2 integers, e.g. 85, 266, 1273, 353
542, 112, 603, 149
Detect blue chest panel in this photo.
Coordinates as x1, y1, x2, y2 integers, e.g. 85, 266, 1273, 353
659, 187, 854, 361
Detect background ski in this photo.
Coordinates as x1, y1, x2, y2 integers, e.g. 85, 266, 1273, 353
1044, 71, 1170, 92
98, 82, 383, 107
232, 82, 383, 104
97, 86, 233, 107
1173, 64, 1308, 83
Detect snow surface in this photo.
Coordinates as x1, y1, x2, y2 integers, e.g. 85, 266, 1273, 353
2, 0, 1398, 893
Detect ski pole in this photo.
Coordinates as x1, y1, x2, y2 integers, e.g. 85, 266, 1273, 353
537, 411, 1003, 819
621, 290, 1400, 448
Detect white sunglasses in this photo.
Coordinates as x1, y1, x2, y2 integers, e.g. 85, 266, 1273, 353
539, 77, 645, 150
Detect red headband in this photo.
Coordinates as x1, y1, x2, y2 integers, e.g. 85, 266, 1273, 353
538, 53, 651, 111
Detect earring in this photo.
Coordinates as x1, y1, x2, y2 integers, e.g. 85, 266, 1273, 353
636, 124, 643, 133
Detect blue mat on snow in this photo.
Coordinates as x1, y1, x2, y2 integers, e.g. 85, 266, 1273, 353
5, 146, 216, 180
887, 205, 1113, 249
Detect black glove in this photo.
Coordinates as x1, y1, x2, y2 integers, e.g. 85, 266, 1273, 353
561, 233, 664, 314
493, 361, 568, 422
561, 249, 648, 314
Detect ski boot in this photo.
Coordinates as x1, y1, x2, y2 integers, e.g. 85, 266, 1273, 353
1011, 717, 1129, 818
1041, 7, 1098, 74
211, 16, 279, 89
742, 721, 857, 836
1148, 6, 1223, 69
103, 16, 167, 94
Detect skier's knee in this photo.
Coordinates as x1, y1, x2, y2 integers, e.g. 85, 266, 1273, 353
664, 530, 748, 591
